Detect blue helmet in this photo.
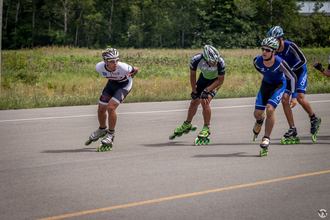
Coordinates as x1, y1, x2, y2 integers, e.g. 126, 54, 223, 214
267, 26, 284, 39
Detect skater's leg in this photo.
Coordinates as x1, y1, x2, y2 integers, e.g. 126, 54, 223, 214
107, 100, 119, 131
98, 104, 108, 129
281, 93, 295, 128
296, 93, 315, 117
186, 99, 200, 122
264, 104, 275, 138
201, 97, 211, 126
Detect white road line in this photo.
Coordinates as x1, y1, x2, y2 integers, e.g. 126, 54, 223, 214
0, 99, 329, 123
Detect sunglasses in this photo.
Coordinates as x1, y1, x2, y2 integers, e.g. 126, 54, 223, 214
105, 58, 119, 63
261, 47, 273, 53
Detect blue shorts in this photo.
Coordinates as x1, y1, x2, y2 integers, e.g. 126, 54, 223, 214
285, 64, 307, 95
255, 80, 286, 110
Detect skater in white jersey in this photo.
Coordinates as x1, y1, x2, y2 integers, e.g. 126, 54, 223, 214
85, 48, 138, 151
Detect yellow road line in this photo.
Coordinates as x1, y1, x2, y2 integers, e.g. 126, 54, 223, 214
39, 169, 330, 220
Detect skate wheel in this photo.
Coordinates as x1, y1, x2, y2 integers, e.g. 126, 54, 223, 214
194, 138, 200, 146
191, 126, 197, 131
312, 135, 317, 143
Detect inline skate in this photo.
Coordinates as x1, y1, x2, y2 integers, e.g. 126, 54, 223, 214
169, 121, 197, 140
311, 116, 321, 143
259, 137, 269, 157
96, 131, 114, 152
194, 126, 210, 146
253, 119, 264, 141
85, 128, 107, 146
280, 127, 300, 144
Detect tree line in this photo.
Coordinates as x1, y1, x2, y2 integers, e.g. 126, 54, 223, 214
2, 0, 330, 49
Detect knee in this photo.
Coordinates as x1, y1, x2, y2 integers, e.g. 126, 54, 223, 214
254, 110, 264, 120
281, 95, 289, 105
107, 103, 118, 112
297, 94, 304, 104
98, 104, 107, 114
266, 106, 275, 118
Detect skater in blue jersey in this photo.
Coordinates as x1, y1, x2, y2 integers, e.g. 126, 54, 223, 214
253, 37, 296, 156
267, 26, 321, 143
169, 45, 226, 145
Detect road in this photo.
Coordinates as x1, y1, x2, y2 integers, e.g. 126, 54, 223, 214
0, 94, 329, 220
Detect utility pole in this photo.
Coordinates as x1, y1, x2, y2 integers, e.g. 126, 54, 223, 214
270, 0, 273, 24
0, 0, 3, 94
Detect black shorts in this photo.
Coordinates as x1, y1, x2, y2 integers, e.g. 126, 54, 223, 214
195, 74, 217, 97
99, 78, 133, 105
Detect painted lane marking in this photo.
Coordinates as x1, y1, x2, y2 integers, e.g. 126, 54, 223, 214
1, 99, 330, 123
39, 169, 330, 220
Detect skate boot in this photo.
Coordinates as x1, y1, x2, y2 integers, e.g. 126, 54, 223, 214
310, 116, 321, 143
97, 130, 115, 152
85, 127, 107, 145
169, 121, 197, 140
194, 126, 210, 146
259, 137, 269, 157
280, 127, 300, 145
253, 119, 264, 141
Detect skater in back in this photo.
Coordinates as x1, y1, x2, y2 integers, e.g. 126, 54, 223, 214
267, 26, 321, 143
169, 45, 225, 145
252, 37, 296, 156
313, 55, 330, 77
85, 48, 138, 151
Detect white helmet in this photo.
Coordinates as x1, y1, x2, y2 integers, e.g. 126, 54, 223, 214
102, 48, 119, 60
203, 45, 220, 63
261, 37, 279, 51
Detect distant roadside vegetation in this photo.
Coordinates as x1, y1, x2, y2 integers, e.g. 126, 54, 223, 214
1, 47, 329, 109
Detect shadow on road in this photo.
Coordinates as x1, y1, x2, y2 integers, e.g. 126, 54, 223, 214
193, 152, 259, 158
42, 148, 96, 153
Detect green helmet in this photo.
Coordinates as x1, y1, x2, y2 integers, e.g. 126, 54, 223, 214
203, 45, 220, 63
261, 37, 279, 51
267, 26, 284, 39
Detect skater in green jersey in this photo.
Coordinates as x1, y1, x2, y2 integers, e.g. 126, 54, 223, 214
169, 45, 226, 145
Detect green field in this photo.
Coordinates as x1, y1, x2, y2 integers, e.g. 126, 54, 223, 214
1, 47, 329, 109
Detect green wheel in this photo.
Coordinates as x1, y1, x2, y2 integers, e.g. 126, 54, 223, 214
312, 134, 317, 143
191, 126, 197, 131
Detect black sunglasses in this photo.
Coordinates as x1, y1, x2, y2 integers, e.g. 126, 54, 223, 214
261, 47, 273, 53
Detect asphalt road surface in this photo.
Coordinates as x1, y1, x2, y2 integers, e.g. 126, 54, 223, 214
0, 94, 329, 220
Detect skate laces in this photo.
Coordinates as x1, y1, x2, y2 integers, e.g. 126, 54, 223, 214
253, 122, 262, 134
177, 122, 191, 132
261, 137, 270, 145
102, 133, 114, 144
91, 128, 106, 139
199, 127, 210, 135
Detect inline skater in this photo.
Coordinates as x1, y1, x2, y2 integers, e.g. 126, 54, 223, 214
267, 26, 321, 143
253, 37, 296, 156
169, 45, 225, 145
85, 48, 138, 151
313, 55, 330, 77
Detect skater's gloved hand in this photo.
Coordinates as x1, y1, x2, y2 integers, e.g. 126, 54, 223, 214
200, 89, 210, 99
191, 91, 199, 99
290, 98, 297, 108
313, 62, 324, 72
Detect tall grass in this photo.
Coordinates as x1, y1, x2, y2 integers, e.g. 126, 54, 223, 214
1, 47, 329, 109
